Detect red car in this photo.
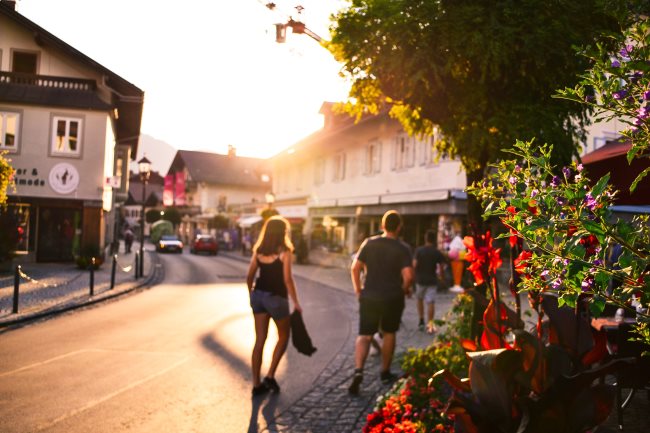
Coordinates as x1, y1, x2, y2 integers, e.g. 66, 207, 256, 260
191, 234, 218, 255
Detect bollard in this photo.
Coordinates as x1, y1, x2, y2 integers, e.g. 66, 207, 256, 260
89, 257, 95, 296
139, 248, 144, 278
12, 265, 20, 314
134, 251, 140, 279
110, 254, 117, 289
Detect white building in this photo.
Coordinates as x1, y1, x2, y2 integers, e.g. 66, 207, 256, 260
0, 1, 143, 262
271, 103, 467, 266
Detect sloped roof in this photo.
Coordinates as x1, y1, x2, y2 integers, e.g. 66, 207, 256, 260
0, 2, 144, 155
171, 150, 270, 188
582, 139, 630, 164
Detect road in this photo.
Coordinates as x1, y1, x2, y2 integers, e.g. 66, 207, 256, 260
0, 252, 355, 433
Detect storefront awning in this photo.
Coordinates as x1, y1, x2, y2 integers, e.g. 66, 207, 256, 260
238, 215, 263, 228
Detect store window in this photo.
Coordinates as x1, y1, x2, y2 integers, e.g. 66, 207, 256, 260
51, 116, 82, 156
0, 111, 20, 152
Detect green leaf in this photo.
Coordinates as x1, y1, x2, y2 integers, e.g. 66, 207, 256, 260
582, 220, 605, 237
591, 173, 610, 197
630, 167, 649, 193
589, 296, 606, 317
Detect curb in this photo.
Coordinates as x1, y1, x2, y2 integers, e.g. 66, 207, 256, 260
0, 252, 162, 331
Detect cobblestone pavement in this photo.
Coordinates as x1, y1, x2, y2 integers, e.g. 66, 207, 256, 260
0, 242, 159, 329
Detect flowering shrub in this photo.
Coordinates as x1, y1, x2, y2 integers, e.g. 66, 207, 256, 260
363, 295, 472, 433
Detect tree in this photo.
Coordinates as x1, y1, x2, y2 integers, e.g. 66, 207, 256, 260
145, 209, 162, 224
0, 152, 14, 206
163, 207, 182, 227
328, 0, 635, 227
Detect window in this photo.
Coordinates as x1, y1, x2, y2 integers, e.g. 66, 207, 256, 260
365, 140, 381, 175
0, 111, 19, 151
333, 152, 346, 182
392, 134, 415, 170
421, 126, 448, 166
314, 158, 326, 185
51, 116, 82, 156
12, 51, 38, 74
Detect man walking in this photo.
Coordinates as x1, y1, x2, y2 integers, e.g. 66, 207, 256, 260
349, 210, 413, 395
413, 230, 446, 334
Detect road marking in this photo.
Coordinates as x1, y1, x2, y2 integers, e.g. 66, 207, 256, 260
33, 355, 190, 432
0, 348, 186, 377
0, 349, 89, 378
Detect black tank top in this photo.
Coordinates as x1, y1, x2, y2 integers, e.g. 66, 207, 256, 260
254, 256, 288, 298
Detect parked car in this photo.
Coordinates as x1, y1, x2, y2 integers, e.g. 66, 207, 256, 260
157, 235, 183, 253
191, 234, 218, 255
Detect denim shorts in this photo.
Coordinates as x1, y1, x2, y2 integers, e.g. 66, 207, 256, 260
415, 284, 437, 304
250, 290, 290, 321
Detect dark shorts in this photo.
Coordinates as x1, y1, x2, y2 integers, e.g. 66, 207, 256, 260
358, 296, 405, 335
250, 290, 290, 321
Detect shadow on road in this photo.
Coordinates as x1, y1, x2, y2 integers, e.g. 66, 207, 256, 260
248, 393, 279, 433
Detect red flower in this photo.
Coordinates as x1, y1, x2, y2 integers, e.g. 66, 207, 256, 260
514, 250, 533, 277
464, 231, 502, 285
567, 225, 577, 237
579, 234, 599, 257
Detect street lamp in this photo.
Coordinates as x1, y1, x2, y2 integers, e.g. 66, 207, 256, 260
138, 156, 151, 277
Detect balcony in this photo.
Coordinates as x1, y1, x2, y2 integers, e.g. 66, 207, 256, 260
0, 71, 110, 110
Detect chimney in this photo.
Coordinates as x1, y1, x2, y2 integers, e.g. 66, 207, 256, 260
1, 1, 16, 10
227, 144, 236, 158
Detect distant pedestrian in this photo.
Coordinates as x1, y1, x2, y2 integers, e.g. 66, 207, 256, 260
124, 228, 134, 253
413, 230, 446, 334
349, 210, 414, 395
246, 216, 302, 396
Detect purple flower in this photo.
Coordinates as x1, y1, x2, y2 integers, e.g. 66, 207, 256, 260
557, 196, 567, 206
611, 59, 621, 68
585, 192, 597, 210
530, 189, 539, 198
551, 278, 563, 290
577, 163, 583, 172
585, 94, 596, 103
620, 44, 634, 57
613, 89, 628, 100
562, 167, 572, 178
594, 259, 604, 266
581, 275, 595, 292
514, 164, 522, 173
551, 175, 561, 187
644, 91, 650, 101
508, 176, 517, 185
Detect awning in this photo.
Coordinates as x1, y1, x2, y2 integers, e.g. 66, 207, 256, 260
238, 215, 263, 228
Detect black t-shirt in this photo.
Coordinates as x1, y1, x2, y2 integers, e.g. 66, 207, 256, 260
414, 244, 445, 285
356, 235, 412, 300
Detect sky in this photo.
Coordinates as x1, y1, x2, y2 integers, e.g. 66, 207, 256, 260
16, 0, 352, 159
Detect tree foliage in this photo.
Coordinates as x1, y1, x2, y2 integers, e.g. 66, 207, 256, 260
328, 0, 636, 226
0, 152, 14, 206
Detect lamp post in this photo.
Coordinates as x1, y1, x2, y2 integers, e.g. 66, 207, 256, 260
138, 156, 151, 278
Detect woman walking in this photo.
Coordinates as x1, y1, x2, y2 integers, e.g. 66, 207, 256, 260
246, 216, 301, 396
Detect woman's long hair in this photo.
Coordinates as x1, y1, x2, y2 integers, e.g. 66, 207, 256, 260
253, 216, 294, 255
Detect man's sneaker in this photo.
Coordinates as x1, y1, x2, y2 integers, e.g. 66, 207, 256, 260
380, 370, 398, 385
348, 371, 363, 395
252, 382, 269, 396
418, 320, 425, 332
263, 376, 280, 393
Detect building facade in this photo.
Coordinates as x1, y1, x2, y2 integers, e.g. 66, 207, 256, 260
271, 103, 467, 267
164, 149, 271, 244
0, 1, 143, 262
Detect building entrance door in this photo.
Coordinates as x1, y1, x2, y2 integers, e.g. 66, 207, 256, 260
37, 207, 81, 262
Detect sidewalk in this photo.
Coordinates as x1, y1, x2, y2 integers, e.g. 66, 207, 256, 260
220, 250, 460, 433
0, 241, 160, 329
